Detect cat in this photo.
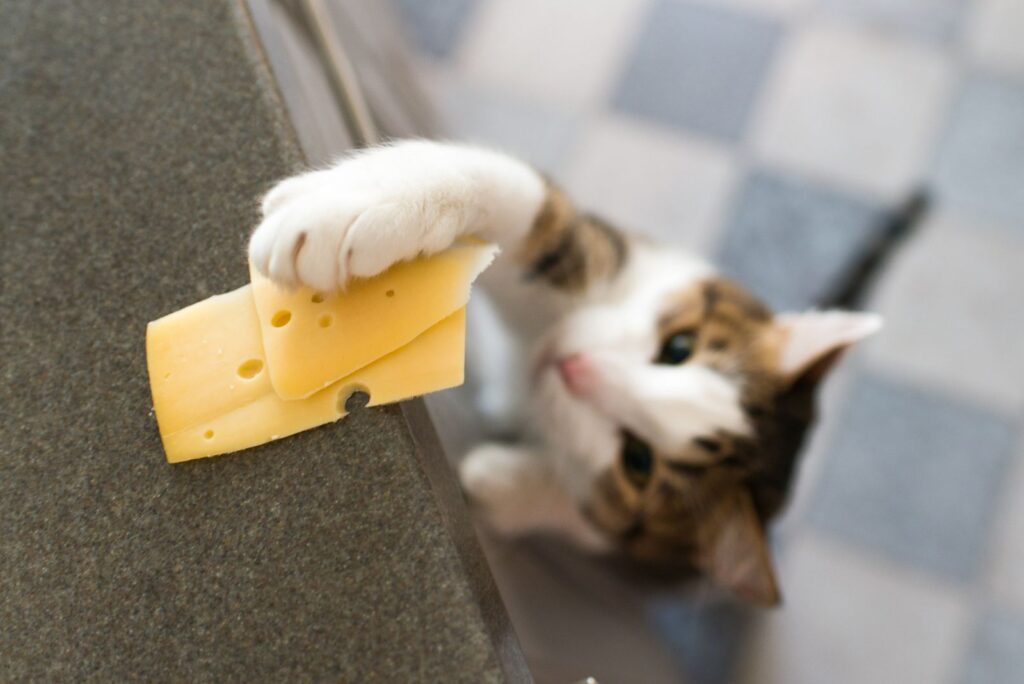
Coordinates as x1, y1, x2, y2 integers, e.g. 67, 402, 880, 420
249, 139, 883, 606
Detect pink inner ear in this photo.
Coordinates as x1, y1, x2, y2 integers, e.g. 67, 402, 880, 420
776, 310, 883, 379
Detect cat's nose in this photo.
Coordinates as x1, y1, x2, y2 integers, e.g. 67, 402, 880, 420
557, 353, 594, 397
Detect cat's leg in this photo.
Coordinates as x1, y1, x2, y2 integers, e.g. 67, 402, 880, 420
460, 442, 611, 552
249, 140, 628, 300
250, 140, 546, 291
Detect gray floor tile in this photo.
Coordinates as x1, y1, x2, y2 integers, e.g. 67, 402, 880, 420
990, 442, 1024, 612
715, 169, 887, 311
649, 597, 753, 684
932, 72, 1024, 226
439, 81, 579, 172
808, 373, 1018, 583
752, 23, 953, 199
958, 609, 1024, 684
394, 0, 478, 59
612, 0, 782, 140
818, 0, 969, 44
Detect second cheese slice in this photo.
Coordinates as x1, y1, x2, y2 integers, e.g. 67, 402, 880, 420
250, 243, 496, 400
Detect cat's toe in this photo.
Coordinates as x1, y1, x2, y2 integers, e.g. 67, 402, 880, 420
248, 212, 281, 279
294, 217, 346, 292
250, 198, 354, 290
266, 223, 305, 287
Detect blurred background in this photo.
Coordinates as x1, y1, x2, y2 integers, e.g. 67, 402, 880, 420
381, 1, 1024, 682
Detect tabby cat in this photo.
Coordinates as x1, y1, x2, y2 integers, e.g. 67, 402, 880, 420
249, 140, 882, 605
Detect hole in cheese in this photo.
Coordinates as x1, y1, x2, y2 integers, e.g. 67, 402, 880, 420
385, 289, 395, 298
237, 358, 264, 379
271, 310, 291, 327
318, 314, 333, 328
311, 293, 325, 303
339, 385, 371, 414
146, 285, 467, 463
248, 243, 496, 400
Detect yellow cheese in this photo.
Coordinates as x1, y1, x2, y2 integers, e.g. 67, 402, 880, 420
249, 243, 496, 400
147, 284, 465, 463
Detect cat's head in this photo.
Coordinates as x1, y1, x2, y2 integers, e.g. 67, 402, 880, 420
534, 255, 880, 605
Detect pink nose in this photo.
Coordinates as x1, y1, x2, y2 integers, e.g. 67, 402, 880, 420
557, 353, 593, 396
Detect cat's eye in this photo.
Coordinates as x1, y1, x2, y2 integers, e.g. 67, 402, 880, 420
620, 431, 654, 489
656, 330, 696, 365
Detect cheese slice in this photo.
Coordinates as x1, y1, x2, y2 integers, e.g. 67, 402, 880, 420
250, 243, 496, 400
147, 284, 465, 463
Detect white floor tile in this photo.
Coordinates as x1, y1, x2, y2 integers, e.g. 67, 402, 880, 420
967, 0, 1024, 72
560, 113, 738, 252
864, 213, 1024, 415
739, 533, 970, 684
752, 22, 954, 200
455, 0, 650, 110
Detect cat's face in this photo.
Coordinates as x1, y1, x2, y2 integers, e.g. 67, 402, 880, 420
532, 255, 880, 605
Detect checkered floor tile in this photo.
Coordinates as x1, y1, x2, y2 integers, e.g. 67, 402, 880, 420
959, 609, 1024, 684
716, 169, 886, 310
932, 72, 1024, 225
808, 372, 1017, 583
612, 0, 783, 141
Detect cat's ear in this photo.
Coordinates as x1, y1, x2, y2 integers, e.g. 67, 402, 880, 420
699, 490, 781, 606
774, 310, 882, 387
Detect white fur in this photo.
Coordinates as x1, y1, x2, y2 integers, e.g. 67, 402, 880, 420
459, 443, 611, 551
251, 140, 545, 291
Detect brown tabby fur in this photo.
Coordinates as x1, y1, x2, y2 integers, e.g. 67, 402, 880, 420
518, 183, 627, 291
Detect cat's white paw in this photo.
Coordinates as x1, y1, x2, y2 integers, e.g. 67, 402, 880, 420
249, 145, 477, 291
460, 444, 552, 536
460, 444, 612, 550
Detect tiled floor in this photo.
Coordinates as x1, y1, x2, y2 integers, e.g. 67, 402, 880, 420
807, 372, 1017, 583
752, 22, 954, 200
932, 72, 1024, 225
716, 169, 886, 310
394, 0, 1024, 681
959, 608, 1024, 684
562, 114, 738, 250
966, 0, 1024, 71
613, 0, 783, 141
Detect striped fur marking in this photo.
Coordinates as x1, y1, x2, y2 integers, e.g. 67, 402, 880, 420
519, 183, 628, 291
